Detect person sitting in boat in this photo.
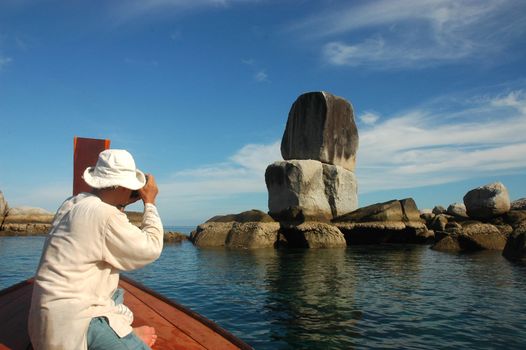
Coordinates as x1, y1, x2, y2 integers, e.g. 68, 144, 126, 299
28, 149, 164, 350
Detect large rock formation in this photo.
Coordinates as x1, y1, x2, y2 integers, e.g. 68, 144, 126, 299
463, 182, 511, 220
333, 198, 430, 244
432, 222, 508, 253
265, 160, 357, 222
190, 210, 281, 249
1, 206, 54, 235
281, 91, 359, 172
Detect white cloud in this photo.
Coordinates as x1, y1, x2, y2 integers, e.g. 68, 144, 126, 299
291, 0, 526, 69
111, 0, 260, 21
160, 140, 281, 200
359, 111, 380, 125
254, 70, 269, 82
0, 55, 12, 71
357, 90, 526, 191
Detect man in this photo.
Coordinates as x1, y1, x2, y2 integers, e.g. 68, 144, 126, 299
28, 149, 164, 349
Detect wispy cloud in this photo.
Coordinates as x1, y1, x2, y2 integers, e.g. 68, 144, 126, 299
160, 140, 281, 201
254, 70, 269, 82
359, 111, 380, 125
357, 89, 526, 190
242, 58, 270, 83
111, 0, 260, 21
0, 55, 12, 71
290, 0, 526, 69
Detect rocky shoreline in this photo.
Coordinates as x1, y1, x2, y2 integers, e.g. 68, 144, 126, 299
1, 92, 524, 262
0, 191, 187, 243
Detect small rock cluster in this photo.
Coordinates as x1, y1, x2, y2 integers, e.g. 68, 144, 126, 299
420, 182, 526, 261
0, 192, 54, 235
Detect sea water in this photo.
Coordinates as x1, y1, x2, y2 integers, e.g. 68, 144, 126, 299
1, 231, 525, 349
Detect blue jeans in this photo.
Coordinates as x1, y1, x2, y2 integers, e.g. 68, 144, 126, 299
87, 289, 150, 350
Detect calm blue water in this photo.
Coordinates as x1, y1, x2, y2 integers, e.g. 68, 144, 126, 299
1, 228, 526, 349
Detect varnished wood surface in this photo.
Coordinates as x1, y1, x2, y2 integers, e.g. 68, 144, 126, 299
0, 277, 252, 350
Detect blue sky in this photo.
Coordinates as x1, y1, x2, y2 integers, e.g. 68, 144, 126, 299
0, 0, 525, 226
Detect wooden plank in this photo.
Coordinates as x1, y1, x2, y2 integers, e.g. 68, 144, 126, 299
73, 137, 110, 195
120, 278, 244, 350
0, 280, 33, 309
122, 286, 206, 350
0, 283, 32, 350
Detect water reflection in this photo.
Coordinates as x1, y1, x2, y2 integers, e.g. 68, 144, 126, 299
2, 238, 526, 349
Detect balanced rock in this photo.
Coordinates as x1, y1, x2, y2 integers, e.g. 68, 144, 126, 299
265, 160, 357, 222
463, 182, 511, 220
281, 91, 359, 171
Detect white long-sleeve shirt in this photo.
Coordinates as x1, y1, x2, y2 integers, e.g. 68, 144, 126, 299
28, 193, 164, 350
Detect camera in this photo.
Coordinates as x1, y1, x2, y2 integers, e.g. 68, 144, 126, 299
130, 175, 148, 199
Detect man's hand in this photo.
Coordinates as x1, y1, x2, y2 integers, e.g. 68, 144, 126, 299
139, 174, 159, 205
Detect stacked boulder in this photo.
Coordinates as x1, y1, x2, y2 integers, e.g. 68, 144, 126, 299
265, 91, 358, 222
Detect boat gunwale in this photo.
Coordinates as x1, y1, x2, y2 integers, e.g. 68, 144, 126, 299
0, 277, 253, 350
120, 275, 254, 350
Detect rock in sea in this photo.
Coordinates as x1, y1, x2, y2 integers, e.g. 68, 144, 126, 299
265, 159, 357, 222
463, 182, 511, 220
280, 91, 359, 172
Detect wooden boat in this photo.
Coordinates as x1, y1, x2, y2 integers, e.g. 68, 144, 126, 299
0, 275, 253, 350
0, 137, 253, 349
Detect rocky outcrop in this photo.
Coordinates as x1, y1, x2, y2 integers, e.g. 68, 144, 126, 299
164, 231, 189, 244
281, 91, 359, 172
191, 222, 234, 248
511, 198, 526, 210
280, 222, 347, 248
191, 210, 281, 249
192, 210, 349, 249
206, 209, 275, 223
0, 191, 8, 222
432, 206, 446, 215
265, 160, 357, 222
447, 202, 468, 218
463, 182, 511, 220
431, 221, 508, 252
503, 224, 526, 262
125, 211, 143, 226
333, 198, 430, 244
226, 222, 281, 249
1, 206, 54, 234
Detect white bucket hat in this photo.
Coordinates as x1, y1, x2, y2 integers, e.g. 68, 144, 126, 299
83, 149, 146, 190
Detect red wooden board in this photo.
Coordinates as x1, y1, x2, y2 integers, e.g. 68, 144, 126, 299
73, 137, 110, 195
